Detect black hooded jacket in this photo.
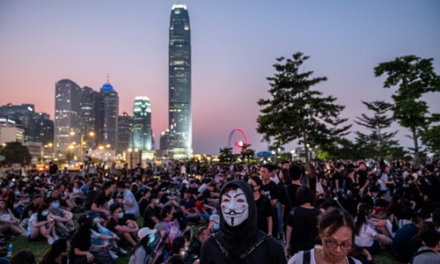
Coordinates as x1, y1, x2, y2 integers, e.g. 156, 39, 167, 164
201, 180, 286, 264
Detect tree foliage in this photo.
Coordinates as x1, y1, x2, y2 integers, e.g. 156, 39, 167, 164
240, 143, 255, 163
218, 147, 235, 164
257, 52, 351, 164
421, 125, 440, 153
0, 142, 31, 165
374, 55, 440, 163
355, 100, 399, 159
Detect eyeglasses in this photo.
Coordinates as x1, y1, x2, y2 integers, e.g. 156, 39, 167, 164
324, 239, 352, 250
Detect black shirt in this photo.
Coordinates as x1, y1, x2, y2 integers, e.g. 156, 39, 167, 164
143, 205, 160, 229
255, 195, 272, 234
70, 228, 91, 261
261, 181, 278, 202
286, 184, 301, 208
93, 191, 109, 208
287, 206, 321, 254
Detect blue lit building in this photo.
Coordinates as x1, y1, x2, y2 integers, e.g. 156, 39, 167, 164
96, 81, 119, 150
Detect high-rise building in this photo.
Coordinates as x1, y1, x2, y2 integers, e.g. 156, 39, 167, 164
34, 113, 54, 145
0, 103, 53, 144
95, 80, 118, 150
117, 112, 132, 154
167, 4, 192, 158
54, 79, 83, 154
132, 97, 153, 151
81, 86, 98, 149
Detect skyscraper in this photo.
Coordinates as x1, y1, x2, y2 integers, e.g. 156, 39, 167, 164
0, 103, 54, 144
81, 86, 98, 149
132, 97, 153, 151
167, 4, 192, 158
117, 112, 132, 154
54, 79, 83, 154
95, 79, 119, 150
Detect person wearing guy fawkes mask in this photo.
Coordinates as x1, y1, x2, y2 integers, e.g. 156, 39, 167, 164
201, 180, 286, 264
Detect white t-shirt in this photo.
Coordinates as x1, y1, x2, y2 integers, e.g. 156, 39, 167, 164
123, 189, 139, 216
355, 223, 378, 247
26, 213, 38, 236
288, 246, 362, 264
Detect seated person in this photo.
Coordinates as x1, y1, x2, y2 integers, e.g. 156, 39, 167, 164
143, 195, 161, 229
106, 203, 139, 246
179, 190, 201, 225
27, 203, 59, 245
0, 198, 26, 236
48, 197, 74, 236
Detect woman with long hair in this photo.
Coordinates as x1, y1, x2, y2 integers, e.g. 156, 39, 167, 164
354, 203, 392, 255
40, 238, 69, 264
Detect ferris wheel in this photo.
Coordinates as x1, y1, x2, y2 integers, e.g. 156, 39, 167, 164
228, 128, 249, 154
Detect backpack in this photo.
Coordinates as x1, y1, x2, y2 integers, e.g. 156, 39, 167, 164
410, 249, 436, 264
303, 250, 356, 264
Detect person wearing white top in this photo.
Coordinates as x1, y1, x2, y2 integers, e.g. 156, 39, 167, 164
288, 208, 362, 264
354, 203, 392, 255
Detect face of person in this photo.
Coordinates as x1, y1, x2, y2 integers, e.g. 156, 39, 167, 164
113, 207, 122, 218
220, 188, 249, 227
199, 229, 211, 243
0, 200, 5, 210
322, 226, 353, 262
259, 167, 271, 181
247, 179, 259, 192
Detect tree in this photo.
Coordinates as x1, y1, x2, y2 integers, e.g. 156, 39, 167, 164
218, 147, 235, 164
421, 125, 440, 153
375, 55, 440, 163
257, 52, 351, 169
355, 100, 399, 159
0, 142, 31, 165
240, 143, 255, 163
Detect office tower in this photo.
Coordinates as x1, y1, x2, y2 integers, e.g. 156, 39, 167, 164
96, 79, 118, 150
117, 112, 132, 154
132, 96, 153, 151
168, 4, 192, 158
34, 113, 54, 145
54, 79, 83, 154
0, 103, 53, 144
81, 86, 98, 149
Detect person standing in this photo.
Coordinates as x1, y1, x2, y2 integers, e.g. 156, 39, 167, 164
285, 186, 321, 256
248, 176, 273, 236
201, 180, 286, 264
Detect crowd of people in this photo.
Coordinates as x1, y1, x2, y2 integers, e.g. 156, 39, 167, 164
0, 158, 439, 264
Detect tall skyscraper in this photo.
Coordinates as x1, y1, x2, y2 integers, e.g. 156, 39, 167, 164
81, 86, 98, 149
95, 79, 119, 150
132, 97, 153, 151
117, 112, 132, 154
54, 79, 83, 154
167, 4, 192, 158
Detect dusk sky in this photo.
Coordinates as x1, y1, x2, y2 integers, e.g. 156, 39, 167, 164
1, 0, 439, 155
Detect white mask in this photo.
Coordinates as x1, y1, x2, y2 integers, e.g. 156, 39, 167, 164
220, 188, 249, 227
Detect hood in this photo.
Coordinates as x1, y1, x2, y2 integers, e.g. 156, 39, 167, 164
218, 180, 258, 242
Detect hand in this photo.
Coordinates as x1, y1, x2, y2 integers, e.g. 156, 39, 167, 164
86, 252, 94, 263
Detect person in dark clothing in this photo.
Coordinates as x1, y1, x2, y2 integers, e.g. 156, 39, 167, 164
392, 215, 425, 263
286, 165, 302, 208
285, 186, 321, 256
142, 195, 160, 229
70, 214, 95, 264
200, 180, 286, 264
248, 176, 273, 235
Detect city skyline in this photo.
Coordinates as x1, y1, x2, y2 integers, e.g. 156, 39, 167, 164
1, 1, 439, 154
